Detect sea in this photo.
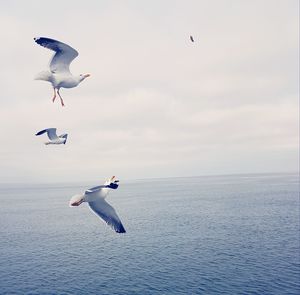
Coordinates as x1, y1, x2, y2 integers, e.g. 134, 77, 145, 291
0, 173, 299, 295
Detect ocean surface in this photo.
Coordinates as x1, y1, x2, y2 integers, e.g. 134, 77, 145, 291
0, 173, 299, 295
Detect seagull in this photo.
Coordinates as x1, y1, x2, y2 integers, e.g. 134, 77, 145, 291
34, 37, 91, 107
190, 35, 194, 42
35, 128, 68, 145
69, 176, 126, 233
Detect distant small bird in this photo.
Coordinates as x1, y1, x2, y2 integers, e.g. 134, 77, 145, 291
34, 37, 91, 107
190, 35, 194, 42
69, 176, 126, 233
35, 128, 68, 145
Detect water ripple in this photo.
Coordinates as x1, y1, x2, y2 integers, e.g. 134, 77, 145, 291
0, 174, 299, 294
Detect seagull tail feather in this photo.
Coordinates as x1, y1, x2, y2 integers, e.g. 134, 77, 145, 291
34, 71, 53, 82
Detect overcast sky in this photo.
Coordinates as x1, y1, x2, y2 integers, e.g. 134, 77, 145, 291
0, 0, 298, 183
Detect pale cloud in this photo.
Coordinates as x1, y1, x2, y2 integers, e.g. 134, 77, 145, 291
0, 0, 298, 182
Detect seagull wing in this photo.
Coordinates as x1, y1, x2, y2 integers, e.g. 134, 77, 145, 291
85, 185, 108, 197
36, 128, 59, 140
34, 37, 79, 74
88, 198, 126, 233
35, 129, 48, 136
46, 128, 59, 140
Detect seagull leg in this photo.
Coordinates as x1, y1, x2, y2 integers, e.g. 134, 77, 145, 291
52, 88, 57, 103
57, 89, 65, 107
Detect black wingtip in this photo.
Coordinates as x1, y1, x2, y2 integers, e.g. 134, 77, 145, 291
116, 225, 126, 233
117, 229, 126, 234
108, 183, 119, 189
35, 129, 47, 136
34, 37, 47, 45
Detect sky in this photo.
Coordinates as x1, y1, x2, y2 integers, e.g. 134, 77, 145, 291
0, 0, 298, 183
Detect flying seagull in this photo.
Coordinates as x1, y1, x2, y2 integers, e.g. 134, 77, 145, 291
35, 128, 68, 145
190, 35, 194, 42
34, 37, 91, 106
69, 176, 126, 233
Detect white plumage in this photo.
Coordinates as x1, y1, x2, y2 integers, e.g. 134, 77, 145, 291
69, 177, 126, 233
34, 37, 90, 106
35, 128, 68, 145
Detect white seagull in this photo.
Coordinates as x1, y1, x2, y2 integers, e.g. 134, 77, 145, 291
69, 176, 126, 233
35, 128, 68, 145
34, 37, 91, 106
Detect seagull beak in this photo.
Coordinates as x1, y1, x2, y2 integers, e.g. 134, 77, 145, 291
83, 74, 91, 78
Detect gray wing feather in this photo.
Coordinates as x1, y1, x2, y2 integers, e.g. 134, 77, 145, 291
88, 199, 126, 233
85, 185, 107, 195
46, 128, 58, 140
35, 128, 58, 140
34, 37, 79, 73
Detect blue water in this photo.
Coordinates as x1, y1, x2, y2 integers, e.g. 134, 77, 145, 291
0, 174, 299, 295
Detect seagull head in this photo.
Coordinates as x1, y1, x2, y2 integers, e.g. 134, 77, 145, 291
107, 176, 119, 189
61, 134, 68, 144
79, 73, 91, 82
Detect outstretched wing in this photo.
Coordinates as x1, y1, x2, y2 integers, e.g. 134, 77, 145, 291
88, 198, 126, 233
85, 185, 108, 197
35, 128, 58, 140
34, 37, 79, 74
